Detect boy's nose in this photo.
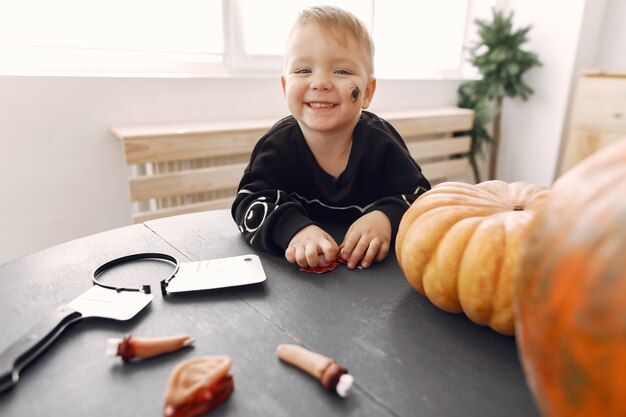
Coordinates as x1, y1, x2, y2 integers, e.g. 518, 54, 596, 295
310, 74, 332, 90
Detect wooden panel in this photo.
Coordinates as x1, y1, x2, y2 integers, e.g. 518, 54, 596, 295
112, 118, 278, 138
421, 158, 470, 180
129, 163, 247, 201
112, 118, 275, 164
407, 136, 471, 160
382, 108, 474, 137
558, 71, 626, 176
132, 197, 234, 223
569, 74, 626, 133
121, 131, 263, 165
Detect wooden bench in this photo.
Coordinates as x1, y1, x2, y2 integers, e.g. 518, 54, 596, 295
112, 107, 474, 223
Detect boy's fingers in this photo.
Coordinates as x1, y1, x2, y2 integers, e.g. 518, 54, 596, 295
340, 232, 360, 260
319, 240, 339, 264
295, 246, 308, 268
305, 243, 320, 267
360, 239, 382, 269
348, 236, 369, 269
375, 241, 390, 262
285, 246, 296, 263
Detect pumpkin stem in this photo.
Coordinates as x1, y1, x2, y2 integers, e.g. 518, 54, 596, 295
513, 205, 524, 211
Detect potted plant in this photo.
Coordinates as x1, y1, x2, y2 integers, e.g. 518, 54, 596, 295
459, 8, 542, 181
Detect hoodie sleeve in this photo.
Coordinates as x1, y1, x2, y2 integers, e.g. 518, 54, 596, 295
363, 118, 431, 238
231, 128, 315, 255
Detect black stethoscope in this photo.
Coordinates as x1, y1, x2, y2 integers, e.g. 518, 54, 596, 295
92, 253, 179, 295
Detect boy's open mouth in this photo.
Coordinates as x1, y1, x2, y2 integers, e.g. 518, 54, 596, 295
307, 102, 336, 109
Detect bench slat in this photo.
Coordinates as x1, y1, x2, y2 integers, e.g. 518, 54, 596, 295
406, 136, 471, 159
129, 163, 247, 201
382, 108, 473, 137
421, 158, 470, 181
121, 131, 264, 165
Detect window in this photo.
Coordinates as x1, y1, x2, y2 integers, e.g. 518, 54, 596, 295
374, 1, 469, 79
0, 0, 495, 78
0, 0, 225, 76
225, 0, 373, 74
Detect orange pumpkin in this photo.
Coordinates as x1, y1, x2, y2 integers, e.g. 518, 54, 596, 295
396, 180, 549, 335
515, 138, 626, 417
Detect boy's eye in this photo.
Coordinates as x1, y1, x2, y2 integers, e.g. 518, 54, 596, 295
294, 68, 311, 74
335, 69, 352, 75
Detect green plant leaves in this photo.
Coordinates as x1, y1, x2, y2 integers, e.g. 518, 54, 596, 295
457, 7, 542, 180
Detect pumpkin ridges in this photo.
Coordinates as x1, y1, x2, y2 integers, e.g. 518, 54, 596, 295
457, 214, 505, 325
437, 182, 513, 203
506, 181, 549, 208
429, 181, 499, 197
489, 212, 536, 334
396, 193, 506, 265
399, 206, 498, 293
519, 191, 549, 210
457, 210, 531, 326
476, 179, 511, 196
422, 216, 483, 313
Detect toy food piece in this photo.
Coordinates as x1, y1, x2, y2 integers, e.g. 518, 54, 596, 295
163, 356, 234, 417
106, 334, 194, 362
300, 254, 363, 274
300, 260, 339, 274
276, 344, 353, 397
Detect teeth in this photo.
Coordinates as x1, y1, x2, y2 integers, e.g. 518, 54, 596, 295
309, 102, 335, 108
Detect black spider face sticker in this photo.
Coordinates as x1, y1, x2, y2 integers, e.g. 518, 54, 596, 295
350, 82, 360, 102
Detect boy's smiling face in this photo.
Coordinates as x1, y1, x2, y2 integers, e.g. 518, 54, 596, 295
281, 23, 376, 140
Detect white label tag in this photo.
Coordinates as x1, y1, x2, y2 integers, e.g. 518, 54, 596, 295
166, 254, 266, 293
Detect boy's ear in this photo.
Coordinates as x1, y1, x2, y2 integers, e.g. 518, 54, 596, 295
361, 78, 376, 109
280, 75, 287, 98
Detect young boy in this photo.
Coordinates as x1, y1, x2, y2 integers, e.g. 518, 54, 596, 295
231, 5, 430, 270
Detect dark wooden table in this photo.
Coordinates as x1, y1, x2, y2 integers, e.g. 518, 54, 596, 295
0, 210, 539, 417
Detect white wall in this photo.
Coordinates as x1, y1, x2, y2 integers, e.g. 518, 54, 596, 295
595, 0, 626, 69
0, 76, 460, 265
497, 0, 604, 185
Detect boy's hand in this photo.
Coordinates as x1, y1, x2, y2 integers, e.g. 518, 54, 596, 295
340, 211, 391, 269
285, 225, 339, 268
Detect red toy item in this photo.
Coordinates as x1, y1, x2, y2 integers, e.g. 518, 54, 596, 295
299, 254, 364, 274
163, 356, 234, 417
299, 260, 339, 274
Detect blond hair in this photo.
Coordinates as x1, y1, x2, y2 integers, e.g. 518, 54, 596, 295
292, 5, 375, 75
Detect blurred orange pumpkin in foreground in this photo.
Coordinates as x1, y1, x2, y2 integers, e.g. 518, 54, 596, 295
515, 138, 626, 417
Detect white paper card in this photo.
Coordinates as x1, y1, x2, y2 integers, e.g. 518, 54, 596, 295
165, 254, 266, 293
